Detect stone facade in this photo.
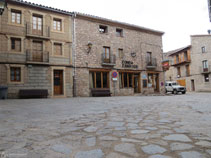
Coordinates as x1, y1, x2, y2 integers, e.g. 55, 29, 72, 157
0, 1, 73, 98
165, 35, 211, 92
73, 14, 165, 97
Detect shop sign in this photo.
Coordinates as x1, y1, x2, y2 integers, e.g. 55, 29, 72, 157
122, 60, 138, 68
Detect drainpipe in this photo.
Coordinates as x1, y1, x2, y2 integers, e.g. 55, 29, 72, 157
72, 12, 77, 97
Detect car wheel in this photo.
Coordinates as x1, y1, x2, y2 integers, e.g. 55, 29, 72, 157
165, 89, 168, 93
182, 91, 186, 94
173, 89, 177, 94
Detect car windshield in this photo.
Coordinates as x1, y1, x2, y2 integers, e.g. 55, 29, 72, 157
172, 82, 178, 85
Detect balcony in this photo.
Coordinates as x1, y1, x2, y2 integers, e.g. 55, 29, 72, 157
146, 57, 157, 69
101, 53, 116, 66
200, 66, 211, 74
172, 58, 191, 66
26, 50, 49, 64
26, 23, 50, 39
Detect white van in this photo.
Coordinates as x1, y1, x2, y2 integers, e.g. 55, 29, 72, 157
165, 81, 186, 94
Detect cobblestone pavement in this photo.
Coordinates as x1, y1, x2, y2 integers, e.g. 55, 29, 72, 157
0, 93, 211, 158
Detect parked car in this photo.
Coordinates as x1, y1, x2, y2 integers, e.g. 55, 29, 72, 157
165, 81, 186, 94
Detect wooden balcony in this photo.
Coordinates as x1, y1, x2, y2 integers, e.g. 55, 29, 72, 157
172, 59, 191, 66
101, 53, 116, 66
26, 50, 49, 64
26, 23, 50, 39
146, 57, 157, 69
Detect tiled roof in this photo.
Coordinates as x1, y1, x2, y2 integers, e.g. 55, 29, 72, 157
11, 0, 73, 15
11, 0, 164, 35
165, 45, 191, 56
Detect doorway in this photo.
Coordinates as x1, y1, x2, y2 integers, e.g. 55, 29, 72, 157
154, 74, 159, 92
134, 74, 140, 93
54, 70, 63, 95
32, 41, 43, 62
191, 79, 195, 91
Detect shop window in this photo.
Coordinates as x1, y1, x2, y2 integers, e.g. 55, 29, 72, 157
89, 71, 109, 88
143, 80, 147, 88
99, 25, 108, 33
53, 18, 62, 31
11, 9, 21, 24
204, 74, 209, 82
119, 72, 133, 88
148, 73, 153, 87
54, 43, 62, 56
116, 28, 123, 37
10, 67, 21, 82
11, 38, 21, 52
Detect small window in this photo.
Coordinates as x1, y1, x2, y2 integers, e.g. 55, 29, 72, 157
10, 67, 21, 82
11, 38, 21, 52
186, 65, 190, 76
116, 28, 123, 37
202, 60, 208, 69
177, 67, 181, 77
202, 46, 206, 53
99, 25, 108, 33
118, 48, 124, 58
53, 18, 62, 31
204, 74, 209, 82
54, 43, 62, 56
11, 9, 21, 24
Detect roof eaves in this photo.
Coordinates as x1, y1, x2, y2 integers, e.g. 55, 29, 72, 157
74, 12, 164, 36
168, 45, 191, 56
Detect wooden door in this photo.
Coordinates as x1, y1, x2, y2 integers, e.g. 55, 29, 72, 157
32, 15, 43, 36
134, 74, 141, 93
32, 41, 43, 62
54, 70, 63, 95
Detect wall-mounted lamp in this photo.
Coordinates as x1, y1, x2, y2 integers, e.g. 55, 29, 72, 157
87, 42, 92, 53
0, 0, 7, 15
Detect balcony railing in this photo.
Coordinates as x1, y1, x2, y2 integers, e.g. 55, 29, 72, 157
26, 50, 49, 63
200, 66, 211, 74
26, 23, 50, 38
146, 57, 157, 69
173, 58, 191, 66
101, 53, 116, 66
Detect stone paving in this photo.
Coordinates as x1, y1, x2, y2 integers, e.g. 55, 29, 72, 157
0, 93, 211, 158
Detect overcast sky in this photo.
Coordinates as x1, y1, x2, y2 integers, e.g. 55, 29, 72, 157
26, 0, 211, 52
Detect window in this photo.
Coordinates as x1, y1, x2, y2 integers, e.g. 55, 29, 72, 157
177, 67, 181, 77
10, 67, 21, 82
119, 72, 133, 88
103, 47, 110, 62
54, 43, 62, 56
147, 52, 152, 64
184, 51, 188, 61
202, 60, 209, 72
186, 65, 190, 76
33, 15, 42, 31
11, 38, 21, 52
11, 9, 21, 24
202, 46, 206, 53
89, 71, 109, 88
176, 55, 179, 63
204, 74, 209, 82
116, 28, 123, 37
53, 18, 62, 31
99, 25, 108, 33
118, 48, 124, 58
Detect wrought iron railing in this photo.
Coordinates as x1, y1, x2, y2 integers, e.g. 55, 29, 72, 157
26, 49, 49, 63
146, 57, 157, 68
101, 53, 116, 65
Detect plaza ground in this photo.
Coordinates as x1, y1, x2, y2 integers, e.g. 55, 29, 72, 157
0, 93, 211, 158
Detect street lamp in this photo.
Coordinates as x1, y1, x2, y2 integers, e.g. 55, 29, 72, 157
0, 0, 7, 15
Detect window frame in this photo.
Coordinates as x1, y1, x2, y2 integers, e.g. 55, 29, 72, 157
11, 9, 21, 24
177, 67, 181, 77
89, 71, 109, 89
99, 25, 108, 34
116, 28, 123, 37
10, 37, 21, 52
204, 74, 209, 82
54, 43, 63, 56
53, 18, 62, 31
119, 72, 134, 89
10, 67, 21, 82
118, 48, 124, 58
202, 46, 206, 53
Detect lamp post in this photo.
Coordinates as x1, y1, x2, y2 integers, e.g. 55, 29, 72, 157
0, 0, 7, 15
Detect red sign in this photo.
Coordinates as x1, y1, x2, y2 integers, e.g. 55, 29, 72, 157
112, 72, 118, 78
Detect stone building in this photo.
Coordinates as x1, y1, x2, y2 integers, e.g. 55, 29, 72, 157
0, 0, 165, 98
73, 13, 165, 97
0, 0, 73, 98
164, 46, 191, 90
164, 35, 211, 92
